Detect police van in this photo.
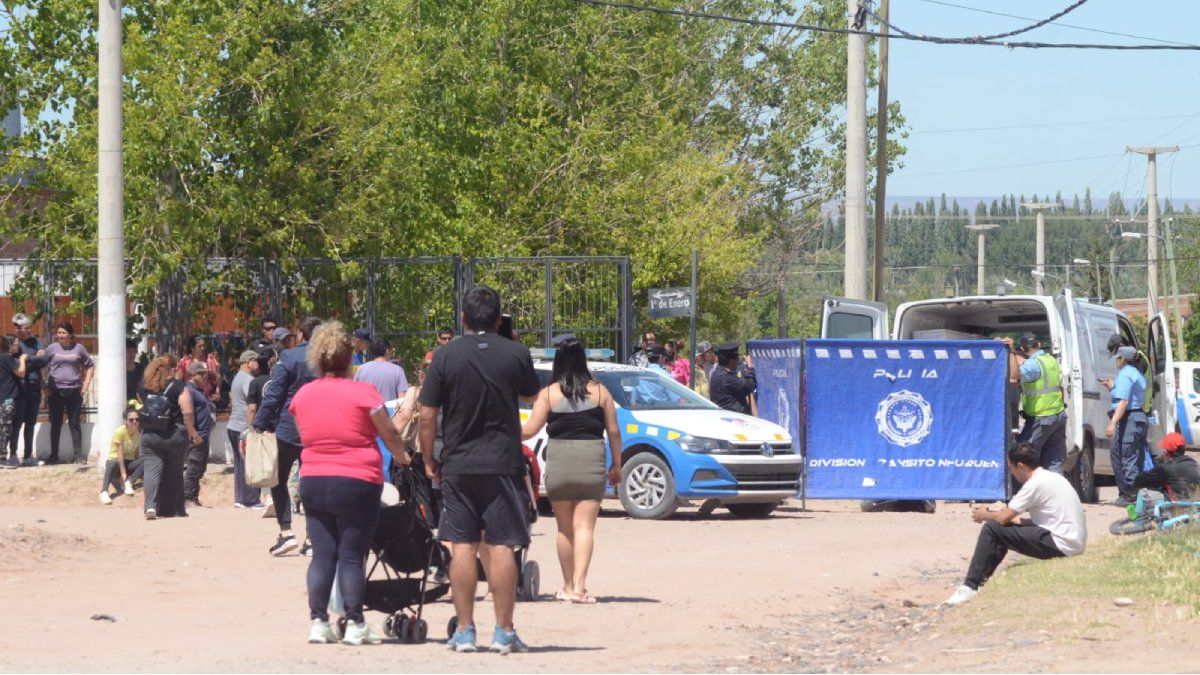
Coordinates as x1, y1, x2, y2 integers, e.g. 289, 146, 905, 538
521, 353, 801, 519
821, 291, 1179, 503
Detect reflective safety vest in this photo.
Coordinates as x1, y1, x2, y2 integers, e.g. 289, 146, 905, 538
1021, 352, 1065, 418
1138, 349, 1154, 414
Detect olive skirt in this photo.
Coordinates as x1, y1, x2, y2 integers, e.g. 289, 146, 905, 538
545, 438, 607, 501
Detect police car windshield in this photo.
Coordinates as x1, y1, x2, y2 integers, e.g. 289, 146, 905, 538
594, 371, 718, 411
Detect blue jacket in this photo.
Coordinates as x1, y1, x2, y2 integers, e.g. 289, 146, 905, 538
252, 343, 313, 446
16, 337, 49, 390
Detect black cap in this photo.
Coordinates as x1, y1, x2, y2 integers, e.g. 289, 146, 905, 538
1106, 333, 1124, 356
715, 341, 740, 355
648, 344, 668, 357
352, 328, 371, 341
1019, 333, 1040, 349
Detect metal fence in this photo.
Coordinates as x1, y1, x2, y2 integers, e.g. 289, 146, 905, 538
1, 255, 633, 370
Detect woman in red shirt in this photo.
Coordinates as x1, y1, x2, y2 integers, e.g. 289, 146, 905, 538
289, 321, 409, 646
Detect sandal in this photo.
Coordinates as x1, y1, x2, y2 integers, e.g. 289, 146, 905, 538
570, 591, 597, 604
554, 589, 576, 602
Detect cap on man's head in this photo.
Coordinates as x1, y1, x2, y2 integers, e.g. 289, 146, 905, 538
551, 333, 577, 347
187, 360, 209, 375
238, 349, 259, 364
1106, 333, 1124, 357
1116, 345, 1138, 361
11, 313, 31, 327
696, 340, 713, 354
271, 327, 293, 341
715, 341, 740, 356
648, 344, 668, 357
1019, 333, 1040, 349
352, 328, 371, 341
1158, 432, 1187, 454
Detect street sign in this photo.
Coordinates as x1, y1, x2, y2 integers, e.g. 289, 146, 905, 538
648, 287, 692, 318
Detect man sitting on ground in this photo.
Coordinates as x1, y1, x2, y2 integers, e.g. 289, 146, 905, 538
1133, 432, 1200, 504
945, 442, 1087, 606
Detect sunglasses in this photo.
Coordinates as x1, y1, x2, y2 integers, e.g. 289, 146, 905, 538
126, 417, 139, 423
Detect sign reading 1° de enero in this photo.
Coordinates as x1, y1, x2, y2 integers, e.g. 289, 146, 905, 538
648, 287, 693, 318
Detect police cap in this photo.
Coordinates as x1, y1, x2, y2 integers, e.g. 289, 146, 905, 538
1106, 333, 1124, 357
715, 341, 740, 357
1018, 333, 1040, 349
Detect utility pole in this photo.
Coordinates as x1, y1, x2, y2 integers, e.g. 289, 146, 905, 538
96, 0, 126, 468
965, 224, 998, 295
1022, 202, 1056, 295
1165, 218, 1186, 359
844, 0, 869, 300
871, 0, 889, 303
1127, 146, 1178, 314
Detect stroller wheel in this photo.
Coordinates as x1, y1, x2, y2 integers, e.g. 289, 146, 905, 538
519, 560, 540, 601
334, 617, 348, 640
411, 619, 428, 644
447, 616, 458, 640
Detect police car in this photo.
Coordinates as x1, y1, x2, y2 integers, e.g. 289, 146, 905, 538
522, 351, 801, 519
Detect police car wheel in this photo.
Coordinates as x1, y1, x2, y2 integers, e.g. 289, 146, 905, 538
619, 453, 678, 519
726, 502, 777, 519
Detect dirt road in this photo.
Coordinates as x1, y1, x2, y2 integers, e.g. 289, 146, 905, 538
0, 467, 1191, 672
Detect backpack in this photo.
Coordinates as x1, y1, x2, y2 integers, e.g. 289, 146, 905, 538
140, 381, 179, 432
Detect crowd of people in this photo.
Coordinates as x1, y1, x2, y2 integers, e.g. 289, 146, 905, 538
624, 330, 758, 414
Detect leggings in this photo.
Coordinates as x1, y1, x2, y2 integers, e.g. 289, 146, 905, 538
272, 440, 303, 529
141, 426, 188, 517
11, 388, 39, 459
48, 387, 83, 462
300, 475, 382, 623
103, 457, 145, 493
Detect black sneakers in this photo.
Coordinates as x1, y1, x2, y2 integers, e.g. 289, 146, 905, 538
269, 533, 299, 556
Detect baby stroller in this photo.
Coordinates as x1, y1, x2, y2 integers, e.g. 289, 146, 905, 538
336, 458, 449, 644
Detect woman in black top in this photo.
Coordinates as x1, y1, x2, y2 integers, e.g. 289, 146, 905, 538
138, 355, 201, 520
0, 336, 28, 466
521, 335, 622, 604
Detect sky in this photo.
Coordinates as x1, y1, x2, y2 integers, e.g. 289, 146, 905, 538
882, 0, 1200, 202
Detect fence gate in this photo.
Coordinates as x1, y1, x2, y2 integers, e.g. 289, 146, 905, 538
466, 256, 633, 360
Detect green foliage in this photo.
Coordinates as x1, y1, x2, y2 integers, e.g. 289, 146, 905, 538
0, 0, 873, 341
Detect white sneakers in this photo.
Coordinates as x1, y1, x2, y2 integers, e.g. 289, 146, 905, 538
943, 584, 978, 606
123, 480, 134, 496
99, 492, 113, 505
308, 620, 338, 644
341, 621, 382, 646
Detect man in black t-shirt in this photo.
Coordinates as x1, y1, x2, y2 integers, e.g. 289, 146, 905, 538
419, 286, 540, 654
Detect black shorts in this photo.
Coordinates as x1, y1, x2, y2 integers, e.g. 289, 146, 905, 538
438, 474, 531, 547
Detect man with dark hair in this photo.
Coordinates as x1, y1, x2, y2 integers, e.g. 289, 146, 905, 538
254, 316, 321, 556
1002, 333, 1067, 474
627, 330, 657, 368
10, 313, 48, 466
646, 345, 670, 377
183, 360, 217, 509
709, 342, 756, 414
945, 442, 1087, 606
419, 286, 540, 654
352, 337, 409, 401
352, 328, 371, 367
436, 327, 454, 349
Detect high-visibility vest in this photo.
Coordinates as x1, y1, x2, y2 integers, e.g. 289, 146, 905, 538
1021, 352, 1065, 417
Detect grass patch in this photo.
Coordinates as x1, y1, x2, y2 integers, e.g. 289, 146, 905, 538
981, 527, 1200, 616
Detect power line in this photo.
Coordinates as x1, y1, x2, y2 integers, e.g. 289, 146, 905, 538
888, 0, 1093, 42
916, 0, 1193, 47
568, 0, 1200, 50
910, 113, 1200, 136
892, 152, 1124, 179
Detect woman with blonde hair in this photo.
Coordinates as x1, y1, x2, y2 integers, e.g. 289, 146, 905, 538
288, 321, 410, 646
138, 354, 200, 519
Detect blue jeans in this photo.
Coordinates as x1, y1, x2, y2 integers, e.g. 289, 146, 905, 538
300, 475, 382, 623
1111, 411, 1148, 499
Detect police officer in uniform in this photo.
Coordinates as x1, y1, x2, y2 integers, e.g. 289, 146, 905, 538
708, 342, 756, 414
1104, 345, 1149, 506
1003, 333, 1067, 474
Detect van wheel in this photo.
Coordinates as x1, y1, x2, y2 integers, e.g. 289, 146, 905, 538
619, 453, 678, 519
1069, 444, 1098, 504
726, 503, 778, 518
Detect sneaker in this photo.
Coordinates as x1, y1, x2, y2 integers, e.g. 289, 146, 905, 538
186, 498, 204, 509
489, 627, 529, 654
233, 503, 246, 509
144, 508, 157, 520
21, 457, 35, 467
943, 584, 978, 607
341, 621, 382, 646
2, 456, 18, 469
308, 619, 338, 644
446, 625, 478, 653
269, 534, 299, 557
262, 501, 276, 518
299, 540, 312, 557
123, 480, 134, 496
100, 492, 113, 505
1113, 496, 1134, 508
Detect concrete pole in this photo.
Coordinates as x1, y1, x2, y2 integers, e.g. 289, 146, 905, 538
1022, 203, 1055, 295
966, 224, 998, 295
871, 0, 889, 303
843, 1, 869, 300
95, 0, 126, 468
1164, 218, 1186, 359
1128, 146, 1178, 315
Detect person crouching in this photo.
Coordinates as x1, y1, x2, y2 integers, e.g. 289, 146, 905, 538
944, 442, 1087, 606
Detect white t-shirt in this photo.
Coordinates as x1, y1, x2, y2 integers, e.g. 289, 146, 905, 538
1008, 468, 1087, 556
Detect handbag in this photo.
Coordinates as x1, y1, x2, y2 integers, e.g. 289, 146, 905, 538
244, 428, 279, 488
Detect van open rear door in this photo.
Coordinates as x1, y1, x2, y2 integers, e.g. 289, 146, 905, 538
820, 297, 889, 339
1148, 312, 1179, 437
1054, 291, 1086, 459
